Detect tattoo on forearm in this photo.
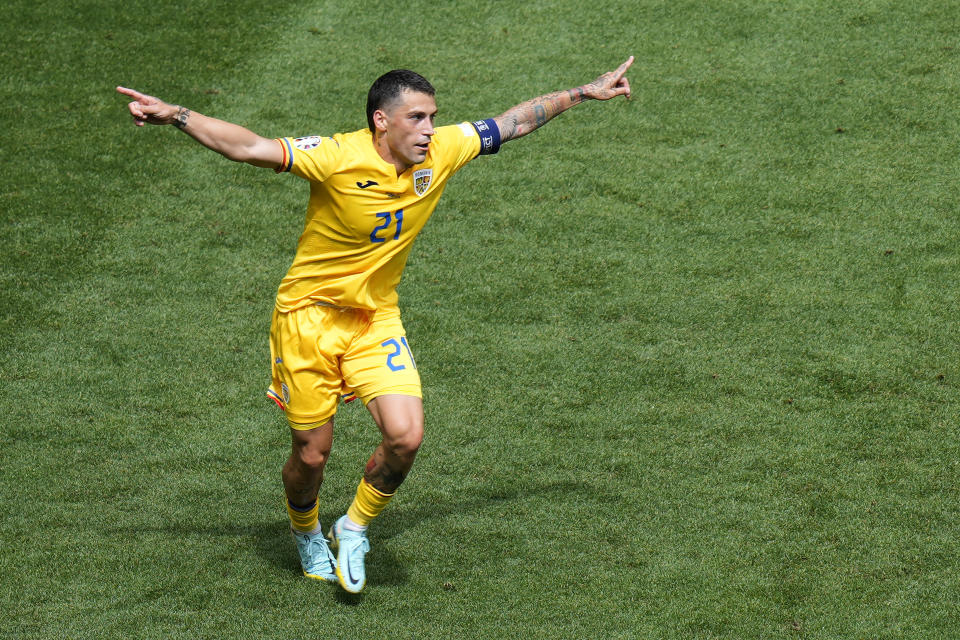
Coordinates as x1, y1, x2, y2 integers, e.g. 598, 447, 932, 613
499, 114, 519, 140
496, 87, 586, 142
534, 104, 547, 127
568, 86, 586, 103
173, 106, 191, 130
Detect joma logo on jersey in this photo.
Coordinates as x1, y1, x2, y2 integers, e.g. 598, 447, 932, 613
413, 169, 432, 196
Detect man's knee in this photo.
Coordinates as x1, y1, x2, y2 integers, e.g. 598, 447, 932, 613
295, 442, 330, 470
290, 421, 333, 470
368, 395, 424, 459
383, 414, 424, 458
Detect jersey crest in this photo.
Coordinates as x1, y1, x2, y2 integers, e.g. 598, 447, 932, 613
413, 169, 433, 196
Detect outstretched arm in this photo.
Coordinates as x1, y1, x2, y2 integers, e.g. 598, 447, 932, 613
116, 86, 282, 169
492, 56, 633, 143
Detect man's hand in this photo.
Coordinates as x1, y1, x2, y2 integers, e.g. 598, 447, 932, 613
116, 86, 179, 127
582, 56, 633, 101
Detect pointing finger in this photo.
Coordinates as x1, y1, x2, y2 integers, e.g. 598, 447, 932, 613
116, 86, 144, 101
616, 56, 633, 76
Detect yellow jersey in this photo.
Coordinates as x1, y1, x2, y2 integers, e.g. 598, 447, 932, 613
274, 123, 484, 313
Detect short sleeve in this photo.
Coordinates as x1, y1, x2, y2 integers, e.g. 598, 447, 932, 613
431, 123, 482, 175
275, 135, 342, 181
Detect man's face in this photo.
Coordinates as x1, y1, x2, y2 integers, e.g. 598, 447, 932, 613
376, 89, 437, 170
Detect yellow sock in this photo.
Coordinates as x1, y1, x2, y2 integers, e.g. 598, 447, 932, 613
287, 499, 319, 533
346, 479, 394, 527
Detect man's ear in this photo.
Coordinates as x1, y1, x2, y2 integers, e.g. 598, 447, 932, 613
372, 108, 389, 133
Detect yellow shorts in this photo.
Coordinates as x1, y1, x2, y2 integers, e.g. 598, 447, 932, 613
267, 303, 421, 428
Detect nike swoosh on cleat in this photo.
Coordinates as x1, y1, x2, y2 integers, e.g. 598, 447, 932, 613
346, 551, 360, 586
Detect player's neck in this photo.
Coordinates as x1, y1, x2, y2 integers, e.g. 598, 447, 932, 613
372, 131, 412, 176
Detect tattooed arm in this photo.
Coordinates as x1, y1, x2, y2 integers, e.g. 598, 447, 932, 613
493, 56, 634, 143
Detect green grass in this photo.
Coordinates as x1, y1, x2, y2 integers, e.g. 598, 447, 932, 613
3, 0, 960, 638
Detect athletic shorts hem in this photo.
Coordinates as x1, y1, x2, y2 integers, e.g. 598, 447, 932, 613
361, 385, 423, 405
286, 410, 337, 430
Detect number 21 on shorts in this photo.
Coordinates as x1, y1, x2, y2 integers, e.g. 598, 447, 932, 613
381, 337, 417, 371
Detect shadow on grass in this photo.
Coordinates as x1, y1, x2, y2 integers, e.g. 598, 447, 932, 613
375, 479, 586, 543
105, 517, 405, 587
104, 479, 586, 591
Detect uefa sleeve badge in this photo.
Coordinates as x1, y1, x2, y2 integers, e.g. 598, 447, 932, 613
293, 136, 323, 150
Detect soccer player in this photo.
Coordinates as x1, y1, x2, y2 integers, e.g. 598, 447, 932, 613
117, 56, 632, 593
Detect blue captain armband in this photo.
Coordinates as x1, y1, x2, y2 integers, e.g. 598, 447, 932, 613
471, 119, 501, 155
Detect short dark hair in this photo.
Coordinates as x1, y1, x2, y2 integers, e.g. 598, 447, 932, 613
366, 70, 435, 131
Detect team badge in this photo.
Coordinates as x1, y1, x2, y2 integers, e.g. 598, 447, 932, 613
413, 169, 433, 196
293, 136, 322, 150
281, 383, 290, 404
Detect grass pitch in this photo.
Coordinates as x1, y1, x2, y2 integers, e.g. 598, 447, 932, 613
2, 1, 960, 638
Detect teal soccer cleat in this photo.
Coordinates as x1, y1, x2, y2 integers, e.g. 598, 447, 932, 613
328, 515, 371, 593
291, 527, 338, 583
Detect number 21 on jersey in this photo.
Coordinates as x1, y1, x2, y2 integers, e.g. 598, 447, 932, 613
370, 209, 404, 243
